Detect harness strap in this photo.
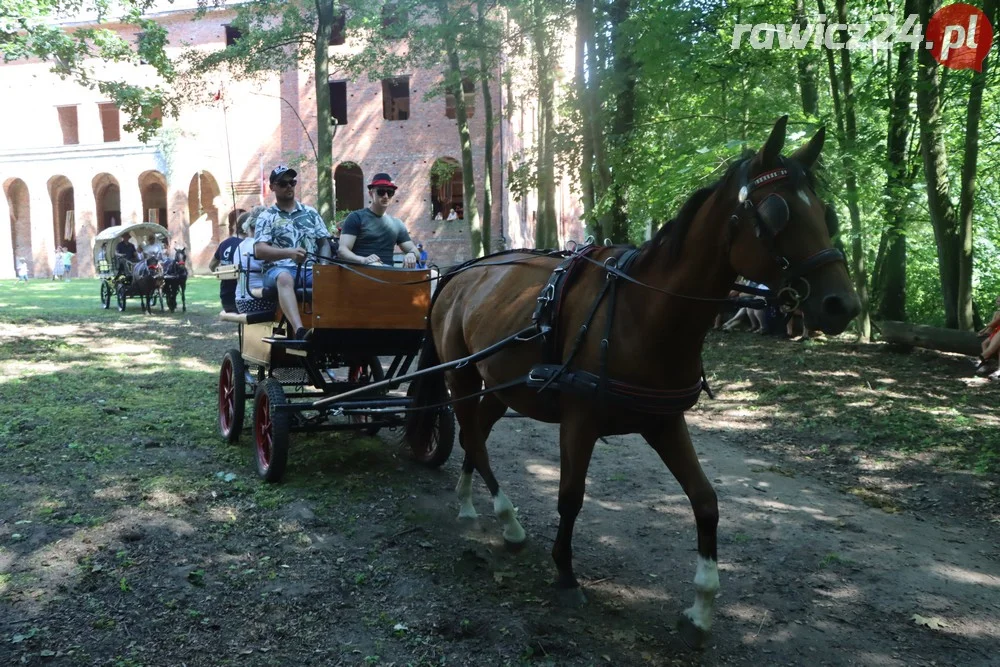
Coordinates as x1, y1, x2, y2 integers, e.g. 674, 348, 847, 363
526, 365, 706, 415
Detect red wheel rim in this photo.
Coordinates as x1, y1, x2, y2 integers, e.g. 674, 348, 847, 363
218, 358, 235, 434
219, 359, 236, 433
256, 393, 273, 468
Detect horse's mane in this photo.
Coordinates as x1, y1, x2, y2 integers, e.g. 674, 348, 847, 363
636, 151, 816, 267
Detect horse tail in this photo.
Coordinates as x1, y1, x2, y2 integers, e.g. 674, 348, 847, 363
404, 275, 454, 448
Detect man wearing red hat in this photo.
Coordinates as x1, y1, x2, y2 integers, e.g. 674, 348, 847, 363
338, 173, 419, 268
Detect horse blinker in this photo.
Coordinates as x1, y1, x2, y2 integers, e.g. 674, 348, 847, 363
755, 194, 790, 238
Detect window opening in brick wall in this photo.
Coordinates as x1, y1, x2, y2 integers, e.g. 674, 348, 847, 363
329, 9, 346, 45
99, 103, 121, 142
329, 80, 348, 126
430, 157, 463, 220
382, 76, 410, 121
56, 106, 79, 145
381, 2, 407, 35
334, 162, 365, 221
135, 31, 149, 64
225, 24, 242, 46
445, 78, 477, 119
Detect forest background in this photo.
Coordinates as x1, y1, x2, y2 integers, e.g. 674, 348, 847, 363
4, 0, 999, 336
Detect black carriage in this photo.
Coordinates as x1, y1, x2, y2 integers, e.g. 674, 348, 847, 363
217, 260, 455, 482
93, 223, 169, 313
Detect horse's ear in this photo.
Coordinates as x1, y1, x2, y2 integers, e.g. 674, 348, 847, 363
789, 126, 825, 170
757, 115, 789, 167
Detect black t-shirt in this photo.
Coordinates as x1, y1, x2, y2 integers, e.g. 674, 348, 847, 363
116, 239, 137, 261
214, 236, 242, 298
342, 208, 411, 265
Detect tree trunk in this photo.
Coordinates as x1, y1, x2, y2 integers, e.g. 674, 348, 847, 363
877, 320, 981, 356
476, 0, 494, 253
313, 0, 335, 225
957, 0, 997, 330
575, 0, 597, 237
448, 49, 484, 257
607, 0, 634, 243
794, 0, 819, 117
825, 0, 870, 340
586, 0, 612, 239
916, 0, 961, 328
875, 0, 917, 322
533, 0, 557, 249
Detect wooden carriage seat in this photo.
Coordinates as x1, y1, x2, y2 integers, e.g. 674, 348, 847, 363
307, 264, 431, 330
217, 264, 432, 332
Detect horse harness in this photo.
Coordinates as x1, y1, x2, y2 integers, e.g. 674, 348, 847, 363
525, 243, 710, 416
730, 160, 846, 313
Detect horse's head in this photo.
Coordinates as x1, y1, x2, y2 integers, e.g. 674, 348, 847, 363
174, 247, 187, 266
723, 116, 860, 335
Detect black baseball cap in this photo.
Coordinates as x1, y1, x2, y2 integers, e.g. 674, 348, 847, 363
269, 165, 298, 184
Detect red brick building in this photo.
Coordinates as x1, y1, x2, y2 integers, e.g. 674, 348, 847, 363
0, 1, 583, 279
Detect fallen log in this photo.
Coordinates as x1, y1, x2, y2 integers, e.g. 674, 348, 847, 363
877, 320, 981, 356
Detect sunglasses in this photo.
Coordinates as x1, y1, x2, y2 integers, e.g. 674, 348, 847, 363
374, 188, 395, 198
275, 179, 297, 188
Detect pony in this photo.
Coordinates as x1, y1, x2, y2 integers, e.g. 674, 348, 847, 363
132, 257, 164, 314
404, 117, 860, 648
162, 247, 189, 313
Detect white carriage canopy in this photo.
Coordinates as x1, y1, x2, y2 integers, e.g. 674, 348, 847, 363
92, 222, 170, 268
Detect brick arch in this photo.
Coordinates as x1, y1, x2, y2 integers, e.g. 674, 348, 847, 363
48, 174, 76, 254
138, 170, 168, 226
430, 157, 462, 220
92, 173, 121, 231
334, 162, 364, 220
187, 170, 222, 269
5, 178, 31, 272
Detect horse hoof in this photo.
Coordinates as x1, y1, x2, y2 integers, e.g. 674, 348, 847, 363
554, 585, 587, 608
676, 614, 710, 650
503, 537, 527, 553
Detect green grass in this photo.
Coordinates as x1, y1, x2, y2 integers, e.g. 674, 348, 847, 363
697, 331, 1000, 475
0, 275, 221, 321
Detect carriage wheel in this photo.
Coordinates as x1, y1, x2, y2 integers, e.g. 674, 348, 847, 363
254, 379, 290, 483
116, 285, 127, 312
100, 282, 111, 309
218, 349, 246, 443
409, 405, 456, 468
348, 356, 386, 436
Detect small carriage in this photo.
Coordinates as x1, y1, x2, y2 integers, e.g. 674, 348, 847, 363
93, 222, 170, 313
217, 257, 455, 482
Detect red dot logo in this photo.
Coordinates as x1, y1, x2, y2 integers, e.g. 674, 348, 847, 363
926, 3, 994, 71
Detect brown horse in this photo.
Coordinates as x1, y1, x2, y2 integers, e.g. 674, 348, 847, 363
405, 117, 860, 648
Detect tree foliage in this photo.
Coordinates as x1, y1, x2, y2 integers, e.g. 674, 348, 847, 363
1, 0, 176, 141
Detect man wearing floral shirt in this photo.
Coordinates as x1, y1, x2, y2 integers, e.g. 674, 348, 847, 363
254, 165, 331, 341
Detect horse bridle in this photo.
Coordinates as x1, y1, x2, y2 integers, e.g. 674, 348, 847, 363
731, 159, 846, 312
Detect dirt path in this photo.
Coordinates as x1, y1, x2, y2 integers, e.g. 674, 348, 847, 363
428, 414, 1000, 666
1, 305, 998, 666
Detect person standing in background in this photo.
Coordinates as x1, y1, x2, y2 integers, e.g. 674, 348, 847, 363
210, 224, 245, 313
61, 247, 74, 281
53, 247, 64, 281
16, 257, 29, 282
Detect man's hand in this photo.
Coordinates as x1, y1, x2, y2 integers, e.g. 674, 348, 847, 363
287, 248, 307, 264
363, 254, 383, 265
402, 251, 417, 269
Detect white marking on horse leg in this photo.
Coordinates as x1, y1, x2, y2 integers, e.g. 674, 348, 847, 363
682, 556, 720, 632
455, 472, 478, 519
493, 490, 526, 544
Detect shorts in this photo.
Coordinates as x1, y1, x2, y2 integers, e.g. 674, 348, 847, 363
263, 266, 313, 289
